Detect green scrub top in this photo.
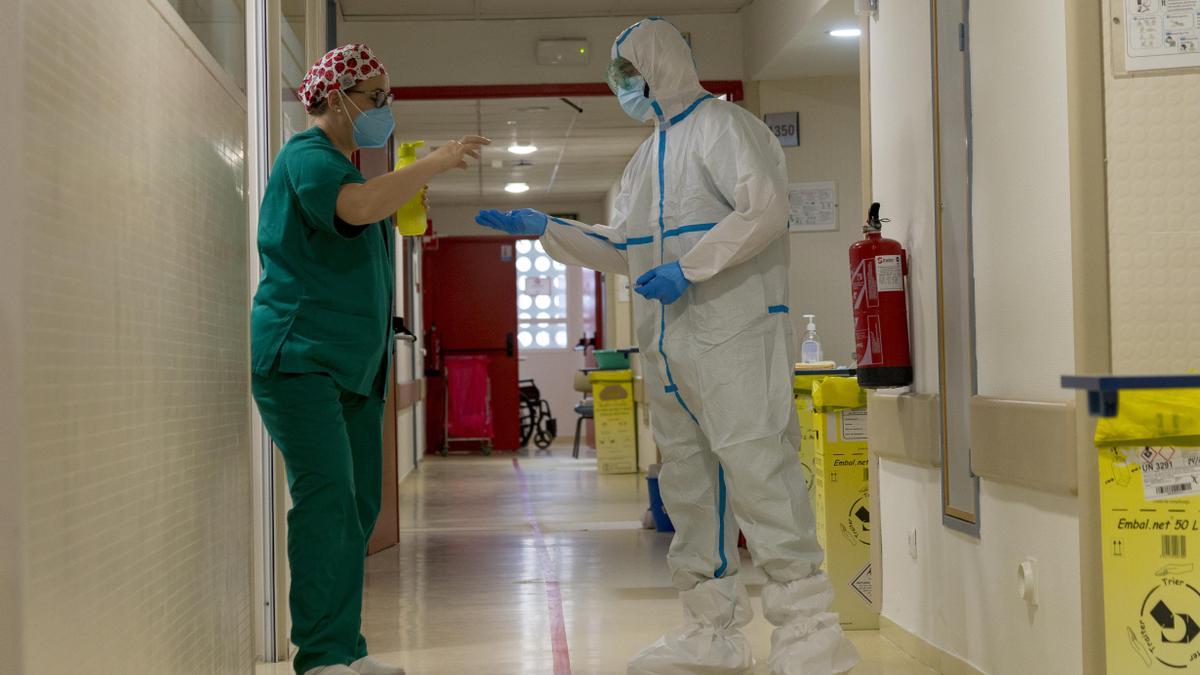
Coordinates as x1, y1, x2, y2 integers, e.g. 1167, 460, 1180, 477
251, 126, 395, 398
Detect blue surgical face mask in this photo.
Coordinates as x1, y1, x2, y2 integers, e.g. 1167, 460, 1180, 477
617, 76, 654, 123
344, 96, 395, 149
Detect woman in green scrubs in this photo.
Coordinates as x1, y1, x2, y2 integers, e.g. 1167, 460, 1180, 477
251, 44, 488, 675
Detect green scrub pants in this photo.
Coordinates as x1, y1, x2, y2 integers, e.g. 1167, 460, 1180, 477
253, 370, 384, 675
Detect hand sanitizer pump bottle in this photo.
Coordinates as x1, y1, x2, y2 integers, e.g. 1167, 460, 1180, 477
800, 314, 823, 364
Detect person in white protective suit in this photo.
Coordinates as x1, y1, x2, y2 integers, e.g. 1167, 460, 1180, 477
475, 18, 859, 675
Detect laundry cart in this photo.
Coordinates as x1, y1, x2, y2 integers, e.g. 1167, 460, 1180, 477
441, 354, 494, 456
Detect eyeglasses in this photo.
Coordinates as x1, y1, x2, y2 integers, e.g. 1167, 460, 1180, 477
606, 57, 642, 95
347, 87, 394, 109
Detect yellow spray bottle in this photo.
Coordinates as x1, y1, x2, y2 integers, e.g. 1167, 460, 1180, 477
394, 141, 428, 236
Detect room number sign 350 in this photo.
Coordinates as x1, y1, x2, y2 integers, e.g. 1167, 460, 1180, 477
763, 112, 800, 148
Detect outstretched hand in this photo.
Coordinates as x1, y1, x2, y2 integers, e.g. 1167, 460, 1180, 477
474, 208, 549, 236
429, 136, 490, 172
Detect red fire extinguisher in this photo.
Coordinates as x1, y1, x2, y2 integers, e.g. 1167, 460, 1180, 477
849, 203, 913, 388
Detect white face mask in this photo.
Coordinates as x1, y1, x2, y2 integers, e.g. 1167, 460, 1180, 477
617, 77, 654, 123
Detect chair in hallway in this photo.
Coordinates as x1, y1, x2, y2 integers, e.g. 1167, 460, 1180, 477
572, 371, 594, 459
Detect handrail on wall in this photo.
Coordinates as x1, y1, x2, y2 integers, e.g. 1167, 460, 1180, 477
1061, 374, 1200, 417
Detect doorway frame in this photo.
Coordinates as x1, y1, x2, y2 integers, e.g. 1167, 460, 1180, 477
248, 0, 333, 663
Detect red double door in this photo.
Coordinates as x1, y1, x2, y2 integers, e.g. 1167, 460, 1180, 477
422, 236, 520, 452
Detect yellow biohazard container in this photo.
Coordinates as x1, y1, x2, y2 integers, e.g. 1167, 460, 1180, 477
1094, 388, 1200, 673
394, 141, 428, 236
810, 375, 876, 630
793, 374, 824, 498
589, 369, 639, 474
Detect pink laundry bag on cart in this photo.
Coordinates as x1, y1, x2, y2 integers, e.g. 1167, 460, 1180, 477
445, 355, 493, 439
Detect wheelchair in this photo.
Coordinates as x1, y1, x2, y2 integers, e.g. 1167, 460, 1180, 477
519, 379, 557, 450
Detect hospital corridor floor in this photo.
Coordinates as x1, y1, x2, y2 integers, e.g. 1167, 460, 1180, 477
257, 445, 933, 675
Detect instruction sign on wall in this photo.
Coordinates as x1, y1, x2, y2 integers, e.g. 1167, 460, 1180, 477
1121, 0, 1200, 71
787, 182, 838, 233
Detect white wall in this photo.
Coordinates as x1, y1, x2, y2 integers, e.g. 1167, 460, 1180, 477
751, 76, 862, 365
868, 2, 1082, 672
395, 243, 419, 483
341, 13, 744, 87
16, 1, 253, 672
879, 460, 1082, 674
868, 3, 940, 394
971, 2, 1075, 402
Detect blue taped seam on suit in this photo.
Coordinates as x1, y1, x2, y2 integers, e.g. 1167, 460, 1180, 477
768, 305, 789, 314
715, 465, 729, 577
662, 223, 717, 238
613, 20, 644, 56
614, 17, 666, 58
553, 216, 651, 251
616, 236, 654, 250
654, 125, 698, 427
670, 94, 715, 126
650, 99, 665, 125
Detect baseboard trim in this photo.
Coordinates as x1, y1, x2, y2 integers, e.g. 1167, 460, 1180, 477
880, 615, 987, 675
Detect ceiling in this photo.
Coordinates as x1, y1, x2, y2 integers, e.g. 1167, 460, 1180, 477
754, 0, 859, 79
340, 0, 755, 21
364, 0, 859, 206
394, 96, 653, 206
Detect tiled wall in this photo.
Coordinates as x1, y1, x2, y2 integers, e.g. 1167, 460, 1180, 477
18, 0, 252, 672
1104, 20, 1200, 373
1, 3, 25, 667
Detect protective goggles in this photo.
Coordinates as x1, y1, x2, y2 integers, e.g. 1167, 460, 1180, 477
605, 57, 643, 95
346, 87, 394, 109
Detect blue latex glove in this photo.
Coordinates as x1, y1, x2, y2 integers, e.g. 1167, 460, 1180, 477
474, 208, 548, 236
635, 261, 691, 305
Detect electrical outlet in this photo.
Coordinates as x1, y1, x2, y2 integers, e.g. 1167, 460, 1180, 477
907, 529, 918, 560
1018, 557, 1039, 606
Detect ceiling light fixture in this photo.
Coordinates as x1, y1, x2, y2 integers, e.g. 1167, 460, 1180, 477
505, 182, 530, 194
508, 143, 538, 155
828, 28, 862, 38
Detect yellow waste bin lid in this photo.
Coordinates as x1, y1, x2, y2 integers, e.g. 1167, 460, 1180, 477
589, 368, 633, 383
1095, 388, 1200, 447
812, 376, 866, 412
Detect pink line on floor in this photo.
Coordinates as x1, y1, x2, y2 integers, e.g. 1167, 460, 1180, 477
512, 457, 573, 675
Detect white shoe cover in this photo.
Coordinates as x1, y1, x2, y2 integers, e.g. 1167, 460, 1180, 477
762, 575, 860, 675
628, 576, 755, 675
350, 656, 406, 675
304, 666, 357, 675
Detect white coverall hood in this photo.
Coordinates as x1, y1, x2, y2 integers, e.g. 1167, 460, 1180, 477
611, 18, 710, 127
